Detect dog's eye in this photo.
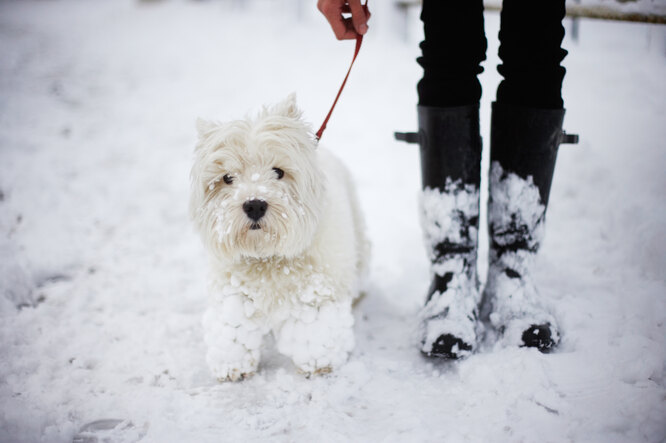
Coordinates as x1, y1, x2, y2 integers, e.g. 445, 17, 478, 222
222, 174, 234, 185
273, 168, 285, 180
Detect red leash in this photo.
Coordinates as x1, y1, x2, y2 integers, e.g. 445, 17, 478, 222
315, 3, 368, 142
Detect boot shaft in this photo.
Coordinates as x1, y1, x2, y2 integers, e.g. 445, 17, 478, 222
490, 102, 569, 208
487, 101, 577, 263
413, 106, 482, 267
418, 104, 483, 191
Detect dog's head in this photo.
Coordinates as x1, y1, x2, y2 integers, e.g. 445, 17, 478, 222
190, 94, 324, 262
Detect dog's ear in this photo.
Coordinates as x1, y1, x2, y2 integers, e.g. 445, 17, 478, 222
195, 118, 218, 141
275, 93, 302, 119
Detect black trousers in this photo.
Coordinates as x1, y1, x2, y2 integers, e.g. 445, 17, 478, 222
417, 0, 567, 109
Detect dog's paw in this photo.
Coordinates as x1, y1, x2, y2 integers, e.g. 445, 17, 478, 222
204, 327, 260, 382
215, 368, 255, 383
206, 342, 259, 382
276, 301, 355, 375
297, 365, 334, 378
202, 295, 265, 382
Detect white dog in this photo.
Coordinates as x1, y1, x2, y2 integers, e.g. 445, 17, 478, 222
190, 94, 369, 381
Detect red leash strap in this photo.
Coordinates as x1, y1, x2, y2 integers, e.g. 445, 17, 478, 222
315, 3, 368, 142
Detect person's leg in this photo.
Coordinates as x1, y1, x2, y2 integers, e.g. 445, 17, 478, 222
495, 0, 567, 109
413, 0, 487, 358
482, 0, 576, 351
417, 0, 487, 107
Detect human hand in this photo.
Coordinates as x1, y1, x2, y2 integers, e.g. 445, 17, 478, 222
317, 0, 371, 40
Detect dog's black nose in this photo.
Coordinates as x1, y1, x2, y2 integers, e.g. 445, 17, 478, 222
243, 199, 268, 222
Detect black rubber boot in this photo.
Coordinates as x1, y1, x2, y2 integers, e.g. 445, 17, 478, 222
481, 102, 578, 352
397, 105, 482, 359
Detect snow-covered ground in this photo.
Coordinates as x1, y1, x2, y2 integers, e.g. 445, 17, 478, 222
1, 1, 665, 441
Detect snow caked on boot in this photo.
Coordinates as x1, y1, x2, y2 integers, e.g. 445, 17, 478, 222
398, 105, 483, 359
481, 102, 577, 351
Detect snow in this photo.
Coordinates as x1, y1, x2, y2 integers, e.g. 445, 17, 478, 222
420, 180, 480, 252
487, 162, 545, 251
1, 0, 665, 442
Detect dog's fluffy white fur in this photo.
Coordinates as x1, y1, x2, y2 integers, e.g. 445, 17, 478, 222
190, 94, 369, 381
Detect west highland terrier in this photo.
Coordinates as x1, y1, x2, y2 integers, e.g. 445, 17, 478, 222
190, 94, 369, 381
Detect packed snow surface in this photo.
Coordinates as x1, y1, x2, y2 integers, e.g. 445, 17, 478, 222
1, 1, 665, 442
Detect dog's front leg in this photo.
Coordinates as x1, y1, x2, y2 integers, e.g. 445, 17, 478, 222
202, 293, 265, 382
275, 300, 355, 376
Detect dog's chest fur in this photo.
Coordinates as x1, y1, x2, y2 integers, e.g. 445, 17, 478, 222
209, 254, 348, 322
